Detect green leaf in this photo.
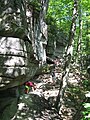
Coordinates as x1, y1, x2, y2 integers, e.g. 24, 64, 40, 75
83, 103, 90, 108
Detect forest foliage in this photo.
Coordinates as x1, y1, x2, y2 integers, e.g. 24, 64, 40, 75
47, 0, 90, 58
46, 0, 90, 119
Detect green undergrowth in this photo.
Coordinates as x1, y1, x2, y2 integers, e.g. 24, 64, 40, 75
66, 77, 90, 119
81, 79, 90, 120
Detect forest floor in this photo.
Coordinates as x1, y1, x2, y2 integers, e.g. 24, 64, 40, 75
13, 59, 89, 120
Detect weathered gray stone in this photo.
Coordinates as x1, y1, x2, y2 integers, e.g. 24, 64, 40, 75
0, 36, 38, 90
0, 0, 49, 119
0, 87, 20, 120
0, 0, 49, 89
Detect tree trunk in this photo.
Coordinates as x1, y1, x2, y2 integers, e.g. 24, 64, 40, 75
76, 0, 82, 64
55, 0, 78, 114
85, 17, 89, 55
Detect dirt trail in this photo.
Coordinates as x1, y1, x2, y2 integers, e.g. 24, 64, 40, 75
13, 59, 86, 120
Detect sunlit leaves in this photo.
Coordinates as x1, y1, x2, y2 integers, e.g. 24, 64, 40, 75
82, 103, 90, 119
47, 0, 90, 58
47, 0, 73, 33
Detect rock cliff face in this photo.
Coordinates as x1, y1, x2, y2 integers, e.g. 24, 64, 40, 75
0, 0, 48, 119
0, 37, 39, 90
0, 0, 48, 90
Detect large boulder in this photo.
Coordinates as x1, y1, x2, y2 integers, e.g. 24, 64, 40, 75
0, 0, 48, 119
0, 0, 48, 90
0, 37, 39, 90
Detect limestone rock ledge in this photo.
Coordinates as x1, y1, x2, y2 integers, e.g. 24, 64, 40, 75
0, 0, 49, 119
0, 37, 39, 91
